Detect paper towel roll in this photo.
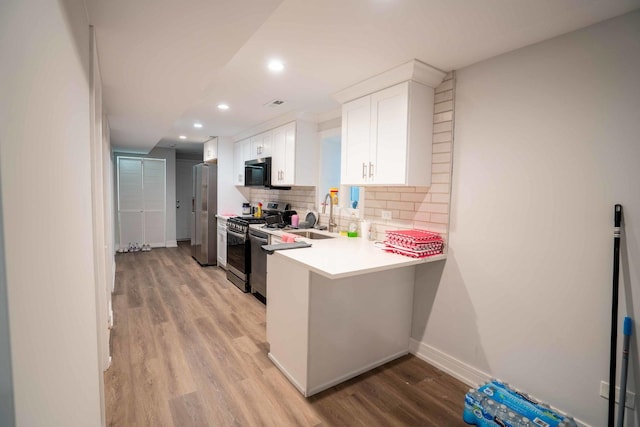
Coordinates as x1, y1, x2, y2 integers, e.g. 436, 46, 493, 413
360, 220, 371, 240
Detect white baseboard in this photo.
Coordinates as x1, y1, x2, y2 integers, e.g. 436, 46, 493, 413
408, 339, 592, 427
409, 338, 490, 387
165, 240, 178, 248
307, 350, 409, 397
268, 353, 307, 396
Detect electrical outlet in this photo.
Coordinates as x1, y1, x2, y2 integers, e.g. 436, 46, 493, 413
600, 381, 636, 410
381, 210, 392, 220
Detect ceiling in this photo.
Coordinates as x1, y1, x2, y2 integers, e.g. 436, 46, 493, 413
86, 0, 640, 156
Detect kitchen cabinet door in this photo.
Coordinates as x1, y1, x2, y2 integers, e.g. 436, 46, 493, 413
282, 122, 296, 184
271, 125, 286, 185
271, 122, 297, 185
341, 96, 370, 185
250, 131, 272, 159
340, 80, 433, 186
203, 137, 217, 162
370, 83, 408, 184
233, 138, 250, 185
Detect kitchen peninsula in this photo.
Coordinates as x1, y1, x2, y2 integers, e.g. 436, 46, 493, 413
263, 231, 446, 397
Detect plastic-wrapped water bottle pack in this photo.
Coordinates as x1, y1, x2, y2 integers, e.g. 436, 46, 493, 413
463, 379, 577, 427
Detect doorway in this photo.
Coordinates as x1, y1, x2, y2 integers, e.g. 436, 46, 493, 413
175, 159, 201, 241
116, 156, 166, 249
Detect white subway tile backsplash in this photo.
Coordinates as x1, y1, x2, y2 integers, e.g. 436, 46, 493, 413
427, 183, 450, 194
433, 131, 452, 143
386, 201, 415, 211
430, 213, 449, 224
433, 111, 453, 123
433, 121, 452, 133
399, 211, 430, 222
386, 186, 416, 193
432, 152, 452, 164
399, 192, 430, 203
430, 193, 451, 204
432, 163, 451, 174
416, 202, 449, 214
431, 173, 451, 184
435, 79, 454, 93
434, 90, 454, 103
432, 142, 452, 154
434, 100, 454, 114
367, 199, 388, 209
373, 192, 401, 201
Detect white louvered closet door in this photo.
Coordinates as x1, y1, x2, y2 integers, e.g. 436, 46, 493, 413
117, 157, 166, 249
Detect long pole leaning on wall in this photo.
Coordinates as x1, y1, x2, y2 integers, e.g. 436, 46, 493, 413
607, 204, 622, 427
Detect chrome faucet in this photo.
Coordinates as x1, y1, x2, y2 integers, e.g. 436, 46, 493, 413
322, 193, 337, 233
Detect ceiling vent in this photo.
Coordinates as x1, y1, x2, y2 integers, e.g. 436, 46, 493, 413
264, 99, 286, 107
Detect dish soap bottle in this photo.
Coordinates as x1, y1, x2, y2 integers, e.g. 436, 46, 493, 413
255, 202, 262, 218
347, 212, 358, 237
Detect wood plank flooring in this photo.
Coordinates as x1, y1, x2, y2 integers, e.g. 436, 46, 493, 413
105, 242, 470, 426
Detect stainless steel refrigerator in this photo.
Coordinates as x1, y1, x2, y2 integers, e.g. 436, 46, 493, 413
191, 163, 217, 265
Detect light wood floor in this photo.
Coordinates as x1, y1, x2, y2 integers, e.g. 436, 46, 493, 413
105, 242, 470, 426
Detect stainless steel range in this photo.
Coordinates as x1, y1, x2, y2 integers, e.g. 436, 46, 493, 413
225, 201, 292, 294
226, 216, 266, 292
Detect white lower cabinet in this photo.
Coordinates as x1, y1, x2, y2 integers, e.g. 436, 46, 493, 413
267, 255, 414, 397
217, 218, 227, 268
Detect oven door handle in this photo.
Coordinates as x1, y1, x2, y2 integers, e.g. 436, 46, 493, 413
227, 229, 247, 240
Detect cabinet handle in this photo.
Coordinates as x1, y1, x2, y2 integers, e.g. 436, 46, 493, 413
362, 163, 367, 179
369, 162, 374, 178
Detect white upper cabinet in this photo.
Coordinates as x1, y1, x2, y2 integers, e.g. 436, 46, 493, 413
341, 96, 371, 185
233, 138, 251, 185
203, 137, 218, 163
340, 80, 434, 186
250, 131, 272, 158
270, 121, 316, 187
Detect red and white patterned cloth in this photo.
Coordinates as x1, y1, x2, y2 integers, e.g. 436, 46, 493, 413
383, 229, 444, 258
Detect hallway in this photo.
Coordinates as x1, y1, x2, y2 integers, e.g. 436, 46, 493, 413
105, 244, 469, 426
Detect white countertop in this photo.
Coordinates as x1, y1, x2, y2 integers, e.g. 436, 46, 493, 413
250, 224, 446, 279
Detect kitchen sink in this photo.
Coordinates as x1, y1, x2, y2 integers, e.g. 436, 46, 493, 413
287, 230, 335, 240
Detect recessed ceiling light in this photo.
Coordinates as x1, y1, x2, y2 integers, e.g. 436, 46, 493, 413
217, 103, 230, 110
193, 123, 203, 128
179, 135, 186, 140
268, 59, 284, 72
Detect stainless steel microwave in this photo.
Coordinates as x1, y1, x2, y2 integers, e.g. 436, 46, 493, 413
244, 157, 290, 189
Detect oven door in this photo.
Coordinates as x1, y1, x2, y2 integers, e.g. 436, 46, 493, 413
226, 228, 249, 280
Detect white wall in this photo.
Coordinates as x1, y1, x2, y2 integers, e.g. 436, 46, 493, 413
217, 137, 250, 215
0, 0, 103, 425
113, 147, 177, 247
411, 11, 640, 427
